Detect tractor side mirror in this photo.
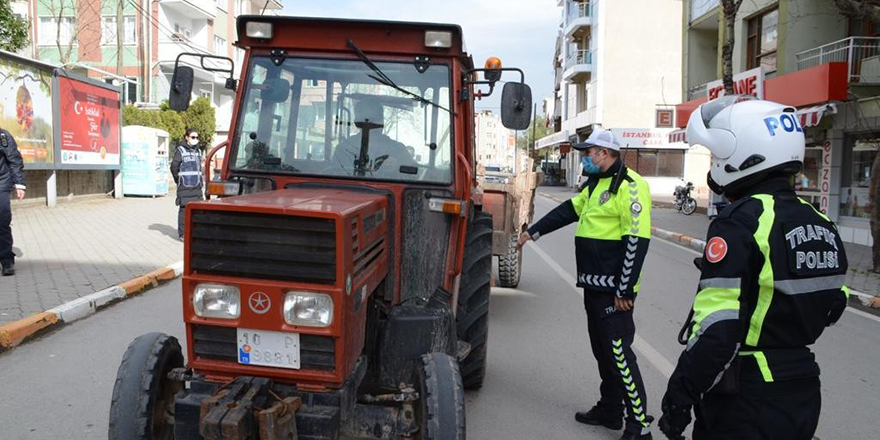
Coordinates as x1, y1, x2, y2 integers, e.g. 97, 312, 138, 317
169, 66, 194, 112
501, 82, 532, 130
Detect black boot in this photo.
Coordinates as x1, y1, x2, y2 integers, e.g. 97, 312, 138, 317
1, 261, 15, 276
575, 404, 623, 430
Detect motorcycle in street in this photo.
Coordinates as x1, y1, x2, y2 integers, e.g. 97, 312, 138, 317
673, 181, 697, 215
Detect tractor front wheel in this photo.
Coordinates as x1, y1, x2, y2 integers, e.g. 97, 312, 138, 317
457, 211, 493, 389
109, 332, 184, 440
414, 353, 466, 440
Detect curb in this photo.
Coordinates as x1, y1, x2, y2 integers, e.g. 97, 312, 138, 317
0, 260, 183, 351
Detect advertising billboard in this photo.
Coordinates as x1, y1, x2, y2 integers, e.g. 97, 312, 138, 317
56, 74, 121, 168
0, 55, 55, 168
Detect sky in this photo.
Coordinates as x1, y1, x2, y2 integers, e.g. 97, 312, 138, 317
278, 0, 560, 116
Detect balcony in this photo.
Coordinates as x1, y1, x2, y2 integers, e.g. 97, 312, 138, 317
564, 1, 593, 40
796, 37, 880, 84
158, 38, 228, 84
563, 49, 593, 82
161, 0, 216, 19
690, 0, 720, 23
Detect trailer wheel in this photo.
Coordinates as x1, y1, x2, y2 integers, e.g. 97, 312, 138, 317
414, 353, 466, 440
109, 332, 184, 440
498, 235, 522, 288
457, 211, 492, 389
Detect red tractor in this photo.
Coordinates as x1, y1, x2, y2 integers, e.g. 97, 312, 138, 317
108, 15, 531, 440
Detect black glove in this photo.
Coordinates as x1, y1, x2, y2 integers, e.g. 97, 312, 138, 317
658, 395, 691, 440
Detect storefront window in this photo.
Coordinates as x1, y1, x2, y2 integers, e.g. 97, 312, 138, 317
796, 145, 822, 191
840, 137, 879, 218
620, 149, 684, 178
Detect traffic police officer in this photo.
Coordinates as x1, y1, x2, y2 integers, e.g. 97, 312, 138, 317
171, 128, 204, 240
519, 129, 654, 440
658, 96, 850, 440
0, 127, 26, 276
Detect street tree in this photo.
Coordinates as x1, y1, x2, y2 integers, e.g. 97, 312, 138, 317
720, 0, 745, 94
0, 2, 29, 52
38, 0, 99, 65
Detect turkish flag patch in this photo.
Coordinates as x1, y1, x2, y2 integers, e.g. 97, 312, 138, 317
705, 236, 728, 263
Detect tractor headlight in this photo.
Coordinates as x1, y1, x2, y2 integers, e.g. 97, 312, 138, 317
246, 22, 273, 39
425, 31, 452, 48
193, 284, 240, 319
284, 292, 333, 327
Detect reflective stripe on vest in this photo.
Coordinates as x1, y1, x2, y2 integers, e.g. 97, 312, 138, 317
178, 145, 202, 189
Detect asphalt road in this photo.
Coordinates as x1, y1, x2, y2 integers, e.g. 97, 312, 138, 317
0, 194, 877, 439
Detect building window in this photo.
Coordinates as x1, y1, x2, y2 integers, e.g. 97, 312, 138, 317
214, 35, 227, 55
746, 8, 778, 72
174, 24, 192, 41
102, 16, 137, 45
104, 77, 138, 104
621, 149, 685, 178
39, 16, 75, 46
200, 89, 212, 100
840, 136, 879, 218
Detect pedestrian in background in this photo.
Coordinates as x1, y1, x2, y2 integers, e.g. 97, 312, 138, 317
519, 129, 654, 440
0, 127, 26, 276
170, 128, 204, 241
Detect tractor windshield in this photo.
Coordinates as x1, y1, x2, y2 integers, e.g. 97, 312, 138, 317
231, 56, 453, 184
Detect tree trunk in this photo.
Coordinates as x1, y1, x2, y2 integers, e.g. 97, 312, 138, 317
721, 0, 744, 95
869, 148, 880, 273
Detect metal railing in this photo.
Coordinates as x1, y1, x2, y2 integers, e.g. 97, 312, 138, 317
796, 37, 880, 83
567, 1, 592, 24
686, 83, 707, 101
565, 49, 593, 70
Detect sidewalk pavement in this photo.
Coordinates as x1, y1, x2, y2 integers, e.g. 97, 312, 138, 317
0, 194, 183, 331
537, 186, 880, 298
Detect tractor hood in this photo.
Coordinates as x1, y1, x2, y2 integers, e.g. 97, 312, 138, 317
208, 188, 387, 217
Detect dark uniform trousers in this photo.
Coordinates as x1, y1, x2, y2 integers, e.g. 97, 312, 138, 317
584, 289, 650, 434
693, 376, 821, 440
0, 190, 12, 264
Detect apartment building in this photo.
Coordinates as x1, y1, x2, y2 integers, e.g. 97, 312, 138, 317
673, 0, 878, 246
536, 0, 691, 195
475, 110, 517, 172
28, 0, 282, 142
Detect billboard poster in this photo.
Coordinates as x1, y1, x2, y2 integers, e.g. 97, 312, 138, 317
0, 56, 54, 166
57, 75, 121, 167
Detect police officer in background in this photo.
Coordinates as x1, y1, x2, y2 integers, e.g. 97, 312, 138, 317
519, 129, 654, 440
171, 128, 204, 240
0, 128, 25, 276
658, 96, 850, 440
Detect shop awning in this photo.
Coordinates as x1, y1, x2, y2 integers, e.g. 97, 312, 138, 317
796, 103, 836, 128
535, 130, 570, 150
668, 128, 687, 144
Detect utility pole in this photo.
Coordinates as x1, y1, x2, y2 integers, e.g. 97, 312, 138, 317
117, 0, 124, 99
531, 103, 538, 150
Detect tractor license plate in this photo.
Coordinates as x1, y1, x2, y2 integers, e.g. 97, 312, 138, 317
236, 328, 300, 369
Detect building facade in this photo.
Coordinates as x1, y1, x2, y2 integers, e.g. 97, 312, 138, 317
536, 0, 697, 196
475, 110, 517, 173
28, 0, 281, 143
673, 0, 878, 246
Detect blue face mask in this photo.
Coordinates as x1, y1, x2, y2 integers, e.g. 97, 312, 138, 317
581, 154, 600, 175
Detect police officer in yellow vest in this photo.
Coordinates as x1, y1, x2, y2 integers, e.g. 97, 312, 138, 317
519, 129, 654, 440
658, 96, 849, 440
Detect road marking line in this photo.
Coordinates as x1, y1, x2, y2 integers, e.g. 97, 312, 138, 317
652, 236, 880, 324
526, 241, 676, 378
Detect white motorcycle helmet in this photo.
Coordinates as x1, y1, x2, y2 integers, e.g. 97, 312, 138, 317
687, 95, 804, 195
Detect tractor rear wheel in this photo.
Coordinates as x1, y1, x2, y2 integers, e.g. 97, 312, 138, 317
498, 235, 522, 288
414, 353, 466, 440
457, 210, 492, 389
109, 332, 184, 440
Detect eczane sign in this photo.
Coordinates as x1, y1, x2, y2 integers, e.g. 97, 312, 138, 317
707, 67, 765, 101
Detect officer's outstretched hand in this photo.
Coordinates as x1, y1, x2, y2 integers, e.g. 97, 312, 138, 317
658, 394, 692, 440
517, 231, 532, 249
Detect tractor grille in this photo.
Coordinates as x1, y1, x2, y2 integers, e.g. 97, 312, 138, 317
192, 325, 336, 371
190, 210, 336, 284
